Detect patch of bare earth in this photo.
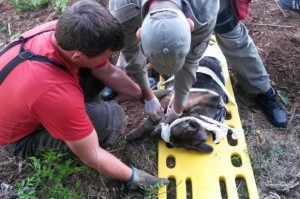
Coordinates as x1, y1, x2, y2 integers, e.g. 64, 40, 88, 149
0, 0, 299, 198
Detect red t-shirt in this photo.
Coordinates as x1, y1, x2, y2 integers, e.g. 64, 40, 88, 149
0, 21, 99, 145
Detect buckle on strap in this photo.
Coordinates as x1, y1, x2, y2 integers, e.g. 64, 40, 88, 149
19, 50, 34, 59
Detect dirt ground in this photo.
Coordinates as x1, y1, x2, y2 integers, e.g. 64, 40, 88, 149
0, 0, 299, 199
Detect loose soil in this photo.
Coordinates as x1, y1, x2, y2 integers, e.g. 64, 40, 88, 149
0, 0, 299, 198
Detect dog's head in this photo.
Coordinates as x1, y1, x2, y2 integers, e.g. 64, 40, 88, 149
170, 120, 213, 152
152, 119, 213, 152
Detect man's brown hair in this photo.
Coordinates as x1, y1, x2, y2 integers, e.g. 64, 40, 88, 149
55, 0, 124, 58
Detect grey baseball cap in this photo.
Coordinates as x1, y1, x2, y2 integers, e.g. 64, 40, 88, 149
140, 8, 191, 75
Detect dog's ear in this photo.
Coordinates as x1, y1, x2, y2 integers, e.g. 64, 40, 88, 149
171, 122, 199, 141
195, 142, 214, 152
150, 124, 162, 139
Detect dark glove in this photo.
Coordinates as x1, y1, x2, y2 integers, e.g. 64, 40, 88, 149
127, 166, 169, 190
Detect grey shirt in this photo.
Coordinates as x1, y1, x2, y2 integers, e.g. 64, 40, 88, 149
109, 0, 219, 106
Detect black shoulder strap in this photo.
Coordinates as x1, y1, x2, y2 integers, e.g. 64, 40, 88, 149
0, 29, 55, 56
0, 29, 67, 85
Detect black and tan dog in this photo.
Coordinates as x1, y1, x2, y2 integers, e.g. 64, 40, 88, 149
126, 56, 230, 152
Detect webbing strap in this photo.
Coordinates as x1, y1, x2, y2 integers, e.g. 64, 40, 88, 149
0, 40, 23, 57
197, 66, 237, 106
0, 51, 66, 85
0, 29, 55, 56
0, 51, 30, 84
0, 29, 66, 85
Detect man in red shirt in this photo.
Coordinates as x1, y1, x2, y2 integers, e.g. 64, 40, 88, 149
0, 0, 168, 190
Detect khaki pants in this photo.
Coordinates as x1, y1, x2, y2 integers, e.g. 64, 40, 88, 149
215, 1, 270, 94
4, 69, 127, 158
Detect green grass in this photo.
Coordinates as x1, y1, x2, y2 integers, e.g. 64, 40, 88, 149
248, 137, 286, 179
231, 155, 242, 167
51, 0, 68, 13
9, 0, 50, 11
9, 0, 68, 13
144, 182, 165, 199
15, 150, 87, 198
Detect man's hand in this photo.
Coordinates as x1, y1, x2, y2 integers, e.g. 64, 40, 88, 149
163, 106, 182, 124
144, 96, 163, 121
128, 167, 169, 190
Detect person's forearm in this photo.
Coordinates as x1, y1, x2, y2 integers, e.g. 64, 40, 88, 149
173, 62, 199, 112
173, 102, 184, 114
109, 72, 142, 99
84, 146, 132, 181
92, 65, 142, 99
66, 132, 132, 181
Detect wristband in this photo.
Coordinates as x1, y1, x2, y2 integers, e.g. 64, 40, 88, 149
127, 165, 135, 186
139, 96, 145, 104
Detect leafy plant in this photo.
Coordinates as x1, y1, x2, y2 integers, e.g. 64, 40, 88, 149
117, 139, 127, 148
144, 182, 165, 199
31, 0, 49, 7
9, 32, 20, 41
15, 150, 87, 198
16, 176, 37, 199
231, 155, 242, 167
51, 0, 68, 13
0, 40, 4, 49
9, 0, 50, 11
277, 90, 289, 106
149, 147, 158, 157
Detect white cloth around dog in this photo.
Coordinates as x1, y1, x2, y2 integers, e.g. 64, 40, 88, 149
160, 123, 171, 143
160, 116, 243, 144
196, 66, 237, 106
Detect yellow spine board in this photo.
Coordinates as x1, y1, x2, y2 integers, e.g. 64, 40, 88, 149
158, 37, 259, 199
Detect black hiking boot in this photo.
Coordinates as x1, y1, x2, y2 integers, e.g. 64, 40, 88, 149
256, 88, 287, 128
100, 86, 118, 101
279, 0, 300, 12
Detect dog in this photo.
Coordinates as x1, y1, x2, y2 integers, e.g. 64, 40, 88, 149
126, 56, 230, 152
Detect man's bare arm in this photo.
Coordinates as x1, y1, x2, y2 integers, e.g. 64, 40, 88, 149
92, 62, 142, 99
65, 130, 132, 181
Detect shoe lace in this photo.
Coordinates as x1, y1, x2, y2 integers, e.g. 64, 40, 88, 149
292, 0, 300, 9
263, 94, 283, 110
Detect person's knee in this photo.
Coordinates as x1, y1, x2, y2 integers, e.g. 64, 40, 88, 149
86, 101, 127, 147
3, 128, 69, 159
103, 102, 127, 147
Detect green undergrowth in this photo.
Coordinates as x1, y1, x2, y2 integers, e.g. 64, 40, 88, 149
16, 150, 88, 198
9, 0, 68, 13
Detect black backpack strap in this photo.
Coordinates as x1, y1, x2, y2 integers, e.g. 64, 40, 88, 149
0, 29, 55, 56
0, 29, 66, 85
0, 50, 66, 85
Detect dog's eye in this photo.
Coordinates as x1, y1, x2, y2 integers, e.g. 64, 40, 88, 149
188, 121, 199, 128
187, 126, 197, 133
